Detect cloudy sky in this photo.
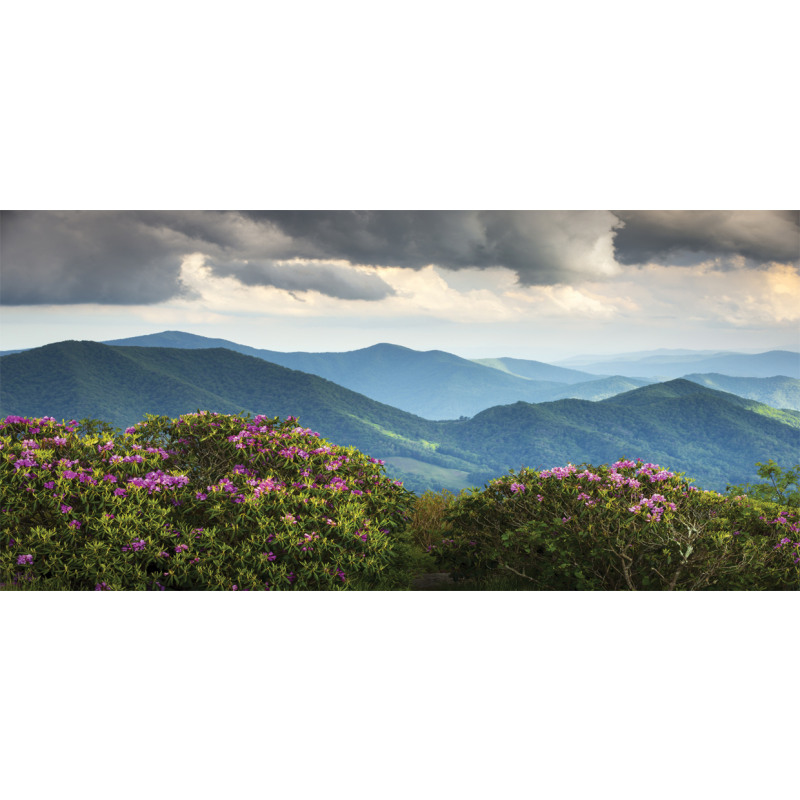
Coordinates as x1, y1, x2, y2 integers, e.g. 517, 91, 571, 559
1, 210, 797, 360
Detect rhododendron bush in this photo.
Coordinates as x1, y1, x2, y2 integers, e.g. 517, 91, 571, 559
428, 460, 800, 590
0, 413, 416, 590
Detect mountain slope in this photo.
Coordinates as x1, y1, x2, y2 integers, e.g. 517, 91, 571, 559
101, 332, 800, 413
682, 373, 800, 412
101, 331, 603, 419
442, 380, 800, 491
470, 356, 599, 384
539, 375, 654, 402
558, 350, 800, 379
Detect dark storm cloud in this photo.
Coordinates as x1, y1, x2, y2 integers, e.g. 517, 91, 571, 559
613, 210, 800, 266
2, 210, 797, 306
0, 210, 396, 305
240, 210, 623, 283
1, 210, 622, 304
206, 258, 395, 301
0, 211, 198, 305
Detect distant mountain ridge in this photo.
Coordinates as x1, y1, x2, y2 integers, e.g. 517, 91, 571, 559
2, 340, 799, 494
470, 356, 598, 384
682, 373, 800, 412
551, 350, 800, 379
98, 330, 800, 414
99, 331, 642, 419
2, 331, 798, 416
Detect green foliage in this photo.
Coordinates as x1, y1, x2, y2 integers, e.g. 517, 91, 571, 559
0, 412, 417, 590
727, 460, 800, 509
427, 460, 800, 590
74, 417, 123, 438
407, 488, 469, 551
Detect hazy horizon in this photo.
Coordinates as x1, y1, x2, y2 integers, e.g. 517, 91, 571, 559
1, 328, 798, 365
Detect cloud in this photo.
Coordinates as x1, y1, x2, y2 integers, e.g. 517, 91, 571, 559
205, 257, 395, 301
241, 210, 624, 284
613, 210, 800, 266
578, 259, 800, 330
0, 211, 197, 305
2, 210, 797, 307
0, 210, 394, 305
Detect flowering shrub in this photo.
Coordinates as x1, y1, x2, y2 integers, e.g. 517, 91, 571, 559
0, 413, 417, 590
428, 460, 800, 590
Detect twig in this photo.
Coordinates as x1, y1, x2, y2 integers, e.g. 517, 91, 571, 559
498, 562, 537, 583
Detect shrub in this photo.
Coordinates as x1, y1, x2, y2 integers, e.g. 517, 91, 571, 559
407, 488, 467, 552
0, 412, 417, 590
428, 460, 800, 590
727, 459, 800, 509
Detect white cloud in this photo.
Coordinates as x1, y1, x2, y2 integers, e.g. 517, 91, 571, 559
589, 260, 800, 327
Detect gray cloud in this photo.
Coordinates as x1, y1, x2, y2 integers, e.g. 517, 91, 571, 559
0, 210, 395, 305
0, 211, 197, 305
240, 210, 623, 283
206, 258, 395, 301
613, 210, 800, 266
2, 210, 797, 306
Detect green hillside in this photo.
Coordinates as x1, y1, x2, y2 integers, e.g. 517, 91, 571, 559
433, 380, 800, 491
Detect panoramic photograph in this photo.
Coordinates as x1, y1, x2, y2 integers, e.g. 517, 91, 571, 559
1, 209, 798, 591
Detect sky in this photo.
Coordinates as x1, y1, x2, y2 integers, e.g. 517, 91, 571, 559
1, 210, 798, 360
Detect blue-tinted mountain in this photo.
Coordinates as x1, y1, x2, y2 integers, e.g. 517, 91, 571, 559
100, 331, 606, 419
682, 373, 800, 412
539, 375, 654, 401
470, 356, 599, 384
556, 350, 800, 379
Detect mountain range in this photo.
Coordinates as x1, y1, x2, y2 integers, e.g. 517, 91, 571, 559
89, 331, 800, 417
2, 339, 799, 495
552, 349, 800, 379
96, 331, 649, 419
3, 331, 798, 417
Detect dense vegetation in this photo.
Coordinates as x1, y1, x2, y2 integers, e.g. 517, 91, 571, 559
2, 412, 798, 591
422, 461, 800, 591
3, 342, 800, 493
0, 413, 418, 590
